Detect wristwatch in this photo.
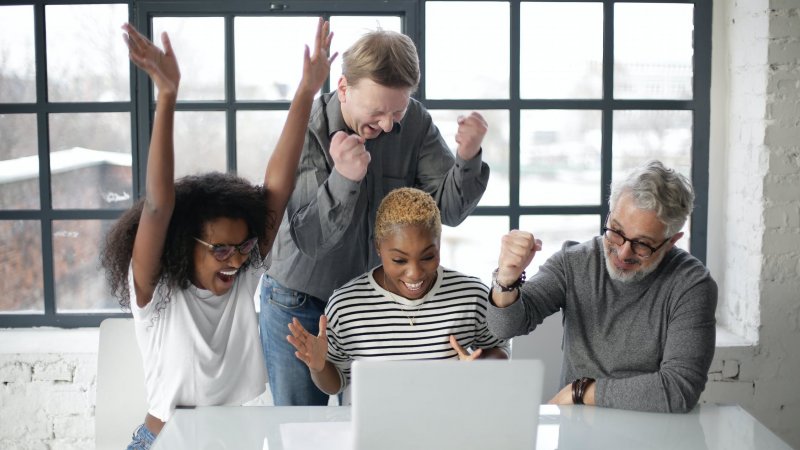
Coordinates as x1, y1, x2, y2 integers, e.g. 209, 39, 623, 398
491, 268, 526, 292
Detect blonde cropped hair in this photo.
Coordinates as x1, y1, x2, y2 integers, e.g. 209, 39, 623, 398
342, 29, 420, 91
375, 188, 441, 244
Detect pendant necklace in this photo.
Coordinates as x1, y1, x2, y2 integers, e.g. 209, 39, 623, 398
384, 273, 424, 326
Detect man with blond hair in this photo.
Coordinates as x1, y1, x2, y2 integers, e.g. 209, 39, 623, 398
259, 29, 491, 405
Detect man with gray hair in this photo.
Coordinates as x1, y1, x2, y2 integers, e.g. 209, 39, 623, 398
487, 160, 717, 413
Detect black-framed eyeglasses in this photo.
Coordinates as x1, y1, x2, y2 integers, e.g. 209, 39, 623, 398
601, 227, 670, 259
194, 236, 258, 261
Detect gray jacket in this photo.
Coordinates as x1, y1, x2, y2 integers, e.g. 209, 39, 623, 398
267, 92, 490, 300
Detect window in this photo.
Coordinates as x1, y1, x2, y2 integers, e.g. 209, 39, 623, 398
0, 0, 711, 327
1, 2, 132, 326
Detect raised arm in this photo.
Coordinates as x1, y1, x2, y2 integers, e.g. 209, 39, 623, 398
490, 230, 541, 308
123, 23, 181, 307
260, 18, 337, 256
415, 109, 491, 226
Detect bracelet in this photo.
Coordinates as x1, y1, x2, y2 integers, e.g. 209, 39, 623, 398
492, 268, 526, 292
571, 377, 595, 405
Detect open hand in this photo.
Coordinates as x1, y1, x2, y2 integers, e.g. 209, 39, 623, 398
287, 316, 329, 372
450, 335, 483, 361
122, 23, 180, 98
299, 18, 338, 95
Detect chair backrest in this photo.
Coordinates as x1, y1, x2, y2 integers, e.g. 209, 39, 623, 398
95, 318, 147, 450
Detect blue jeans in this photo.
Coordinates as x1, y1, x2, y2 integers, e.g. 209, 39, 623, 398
127, 423, 156, 450
259, 275, 330, 406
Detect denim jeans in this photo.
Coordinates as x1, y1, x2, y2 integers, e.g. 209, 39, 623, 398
258, 275, 330, 406
127, 423, 156, 450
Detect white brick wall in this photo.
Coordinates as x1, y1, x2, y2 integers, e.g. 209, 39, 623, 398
0, 352, 96, 449
704, 1, 800, 448
0, 327, 278, 449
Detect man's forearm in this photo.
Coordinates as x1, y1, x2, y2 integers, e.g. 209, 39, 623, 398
489, 288, 520, 308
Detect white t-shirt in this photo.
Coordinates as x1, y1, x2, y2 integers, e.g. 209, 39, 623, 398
129, 262, 267, 421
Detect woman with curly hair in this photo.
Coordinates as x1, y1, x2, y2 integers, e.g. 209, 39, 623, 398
286, 187, 510, 402
100, 19, 336, 449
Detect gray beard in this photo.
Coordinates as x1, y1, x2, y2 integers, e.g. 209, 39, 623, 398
602, 239, 664, 283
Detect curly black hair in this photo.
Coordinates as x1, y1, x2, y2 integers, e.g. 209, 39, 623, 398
100, 171, 275, 311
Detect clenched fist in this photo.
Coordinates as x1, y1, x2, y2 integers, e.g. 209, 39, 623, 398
496, 230, 541, 294
330, 131, 370, 182
455, 112, 488, 161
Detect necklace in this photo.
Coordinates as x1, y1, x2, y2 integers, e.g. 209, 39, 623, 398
383, 272, 424, 326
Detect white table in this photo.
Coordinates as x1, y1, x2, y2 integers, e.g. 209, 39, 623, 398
151, 404, 791, 450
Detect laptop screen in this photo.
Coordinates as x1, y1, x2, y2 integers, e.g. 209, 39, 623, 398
351, 359, 544, 450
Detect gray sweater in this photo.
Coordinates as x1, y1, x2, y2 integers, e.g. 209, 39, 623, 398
487, 237, 717, 413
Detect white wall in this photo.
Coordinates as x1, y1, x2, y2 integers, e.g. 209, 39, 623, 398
702, 0, 800, 448
0, 329, 98, 450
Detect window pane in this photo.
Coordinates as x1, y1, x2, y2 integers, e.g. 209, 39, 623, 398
0, 220, 44, 313
174, 111, 226, 177
236, 110, 288, 184
519, 215, 598, 275
610, 109, 693, 254
520, 110, 602, 206
45, 4, 129, 102
49, 113, 132, 209
153, 17, 224, 101
0, 114, 39, 209
614, 3, 694, 100
426, 2, 509, 99
521, 2, 603, 99
428, 109, 509, 206
329, 16, 402, 83
0, 5, 35, 103
235, 17, 320, 101
680, 217, 691, 252
441, 216, 508, 286
53, 220, 118, 312
612, 110, 692, 176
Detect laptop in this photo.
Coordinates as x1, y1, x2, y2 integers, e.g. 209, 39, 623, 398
351, 359, 544, 450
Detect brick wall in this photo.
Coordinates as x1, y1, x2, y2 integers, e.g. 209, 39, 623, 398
0, 351, 96, 450
703, 1, 800, 448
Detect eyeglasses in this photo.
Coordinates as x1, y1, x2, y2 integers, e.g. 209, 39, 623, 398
602, 227, 670, 259
194, 236, 258, 261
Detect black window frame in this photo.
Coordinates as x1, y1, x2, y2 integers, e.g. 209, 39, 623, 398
0, 0, 711, 327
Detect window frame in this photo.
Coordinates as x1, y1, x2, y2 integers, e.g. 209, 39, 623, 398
0, 0, 711, 327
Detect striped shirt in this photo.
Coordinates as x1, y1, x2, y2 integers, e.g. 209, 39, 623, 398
325, 266, 510, 393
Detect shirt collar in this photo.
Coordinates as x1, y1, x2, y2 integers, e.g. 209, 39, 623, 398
325, 93, 350, 137
323, 92, 403, 138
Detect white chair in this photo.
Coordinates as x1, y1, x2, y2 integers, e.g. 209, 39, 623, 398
95, 318, 147, 450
